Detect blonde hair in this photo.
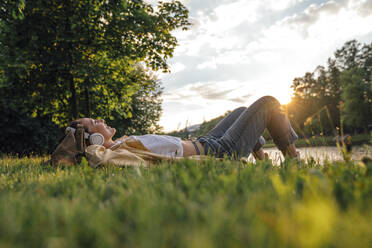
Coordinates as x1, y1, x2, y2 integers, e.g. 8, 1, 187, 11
68, 120, 90, 133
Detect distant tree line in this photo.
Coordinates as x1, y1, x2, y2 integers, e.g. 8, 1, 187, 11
287, 40, 372, 137
0, 0, 190, 155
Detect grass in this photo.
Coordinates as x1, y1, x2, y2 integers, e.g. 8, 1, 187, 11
1, 156, 372, 247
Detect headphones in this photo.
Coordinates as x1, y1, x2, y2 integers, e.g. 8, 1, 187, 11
65, 126, 105, 146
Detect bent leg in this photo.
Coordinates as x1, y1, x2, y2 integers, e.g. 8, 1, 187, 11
206, 107, 247, 138
202, 106, 266, 154
218, 96, 297, 158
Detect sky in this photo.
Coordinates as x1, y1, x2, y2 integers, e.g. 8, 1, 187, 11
147, 0, 372, 132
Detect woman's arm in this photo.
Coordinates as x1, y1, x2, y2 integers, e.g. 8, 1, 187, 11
115, 135, 129, 142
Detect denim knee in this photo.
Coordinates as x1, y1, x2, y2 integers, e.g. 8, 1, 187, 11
256, 96, 281, 108
235, 106, 247, 112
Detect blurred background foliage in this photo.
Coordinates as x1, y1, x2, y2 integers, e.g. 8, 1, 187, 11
0, 0, 190, 155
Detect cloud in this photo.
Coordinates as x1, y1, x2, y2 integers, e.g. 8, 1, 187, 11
189, 83, 235, 100
278, 0, 372, 38
167, 0, 372, 82
267, 0, 303, 11
196, 50, 252, 69
256, 0, 372, 54
281, 1, 345, 37
197, 60, 217, 70
172, 0, 303, 57
169, 62, 186, 74
209, 0, 262, 31
352, 0, 372, 17
229, 94, 253, 103
163, 80, 253, 103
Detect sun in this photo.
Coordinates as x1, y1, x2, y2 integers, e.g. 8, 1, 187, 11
276, 93, 292, 105
270, 87, 293, 105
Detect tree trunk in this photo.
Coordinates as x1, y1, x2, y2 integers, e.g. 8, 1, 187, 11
65, 0, 78, 120
85, 85, 91, 117
69, 74, 78, 119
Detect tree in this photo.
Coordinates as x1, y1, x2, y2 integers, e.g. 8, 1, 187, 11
0, 0, 190, 125
341, 68, 372, 132
288, 72, 333, 134
333, 40, 362, 71
109, 65, 164, 136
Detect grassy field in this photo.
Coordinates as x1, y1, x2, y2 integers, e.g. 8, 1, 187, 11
1, 156, 372, 248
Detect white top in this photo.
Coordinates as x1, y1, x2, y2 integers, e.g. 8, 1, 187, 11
114, 134, 183, 158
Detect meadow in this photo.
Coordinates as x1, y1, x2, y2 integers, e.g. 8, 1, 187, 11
1, 155, 372, 248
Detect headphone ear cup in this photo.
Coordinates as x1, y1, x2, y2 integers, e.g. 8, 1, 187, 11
89, 133, 104, 145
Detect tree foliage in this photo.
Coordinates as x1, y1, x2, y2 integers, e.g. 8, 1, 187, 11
0, 107, 62, 156
109, 66, 164, 136
288, 40, 372, 136
0, 0, 190, 124
341, 68, 372, 130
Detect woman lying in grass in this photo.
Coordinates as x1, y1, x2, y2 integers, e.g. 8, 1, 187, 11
68, 96, 298, 161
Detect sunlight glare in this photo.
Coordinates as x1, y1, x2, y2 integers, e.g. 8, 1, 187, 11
271, 87, 292, 105
276, 93, 292, 105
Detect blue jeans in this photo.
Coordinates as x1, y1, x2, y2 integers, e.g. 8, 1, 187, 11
197, 96, 298, 159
